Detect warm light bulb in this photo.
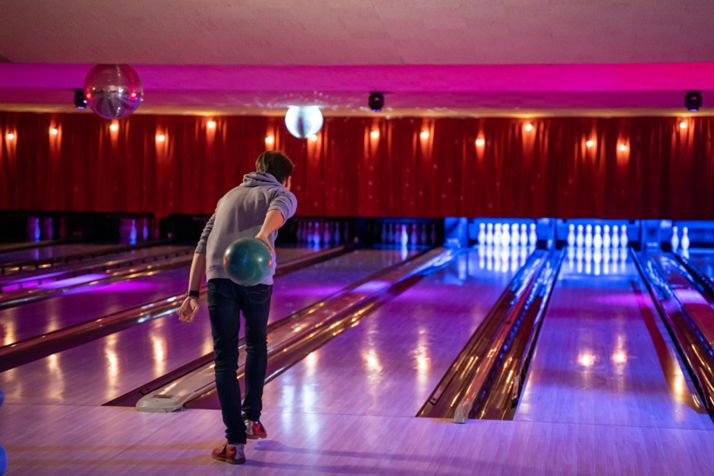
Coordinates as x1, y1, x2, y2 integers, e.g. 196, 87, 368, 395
371, 130, 379, 139
6, 133, 14, 140
110, 123, 119, 131
578, 353, 596, 367
475, 138, 485, 146
612, 351, 627, 364
619, 144, 627, 151
420, 130, 429, 139
586, 140, 594, 147
679, 121, 687, 129
309, 135, 318, 142
265, 135, 275, 144
525, 123, 533, 131
157, 134, 166, 142
50, 128, 58, 135
207, 120, 216, 129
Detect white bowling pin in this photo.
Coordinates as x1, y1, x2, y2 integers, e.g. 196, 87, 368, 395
511, 223, 520, 247
130, 219, 137, 244
486, 223, 494, 246
612, 225, 619, 248
520, 223, 528, 246
323, 222, 331, 244
334, 222, 341, 244
401, 224, 409, 246
576, 224, 584, 247
529, 223, 537, 247
381, 223, 387, 244
430, 223, 437, 245
594, 225, 602, 249
478, 223, 486, 245
387, 223, 394, 243
671, 226, 679, 252
567, 224, 575, 247
620, 225, 628, 248
420, 224, 428, 245
681, 227, 690, 251
494, 224, 502, 247
502, 223, 510, 247
603, 225, 611, 249
585, 224, 593, 248
411, 224, 418, 245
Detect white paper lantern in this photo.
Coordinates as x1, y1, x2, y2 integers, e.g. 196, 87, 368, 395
285, 106, 323, 139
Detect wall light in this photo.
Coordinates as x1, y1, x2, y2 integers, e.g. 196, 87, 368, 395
619, 144, 627, 151
207, 120, 216, 129
309, 134, 318, 142
50, 128, 58, 135
110, 123, 119, 131
679, 121, 687, 129
525, 123, 533, 131
370, 130, 379, 139
475, 138, 485, 146
420, 130, 429, 139
265, 135, 274, 144
6, 133, 14, 140
586, 140, 594, 147
157, 134, 166, 142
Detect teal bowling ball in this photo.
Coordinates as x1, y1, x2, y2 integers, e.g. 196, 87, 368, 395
223, 238, 272, 286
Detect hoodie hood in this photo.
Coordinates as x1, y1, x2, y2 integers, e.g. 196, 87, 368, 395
242, 171, 283, 188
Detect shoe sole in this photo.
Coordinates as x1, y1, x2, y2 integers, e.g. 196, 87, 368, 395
246, 433, 267, 440
211, 454, 246, 465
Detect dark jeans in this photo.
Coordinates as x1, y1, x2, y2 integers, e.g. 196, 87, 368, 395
207, 278, 272, 445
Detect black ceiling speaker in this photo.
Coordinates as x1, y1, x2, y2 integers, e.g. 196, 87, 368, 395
369, 92, 385, 112
685, 90, 702, 112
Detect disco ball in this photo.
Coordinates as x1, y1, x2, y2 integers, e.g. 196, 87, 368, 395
83, 64, 144, 120
285, 106, 323, 139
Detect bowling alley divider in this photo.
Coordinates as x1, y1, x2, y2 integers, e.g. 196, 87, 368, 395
0, 242, 354, 373
108, 247, 452, 412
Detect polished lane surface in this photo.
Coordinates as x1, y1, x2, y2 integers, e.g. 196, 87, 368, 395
0, 243, 116, 265
0, 248, 416, 406
515, 249, 712, 431
685, 250, 714, 283
258, 247, 522, 418
0, 247, 318, 347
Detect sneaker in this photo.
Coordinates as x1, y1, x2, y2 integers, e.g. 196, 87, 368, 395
211, 441, 246, 464
245, 419, 268, 440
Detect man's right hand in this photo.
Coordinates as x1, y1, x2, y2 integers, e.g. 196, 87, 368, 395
178, 296, 200, 323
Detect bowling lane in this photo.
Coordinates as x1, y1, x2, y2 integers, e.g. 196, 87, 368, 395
0, 243, 114, 265
0, 247, 320, 346
686, 250, 714, 282
515, 250, 713, 431
0, 248, 416, 405
258, 248, 523, 418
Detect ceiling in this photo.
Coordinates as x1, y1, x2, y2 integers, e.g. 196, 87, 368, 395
1, 0, 713, 115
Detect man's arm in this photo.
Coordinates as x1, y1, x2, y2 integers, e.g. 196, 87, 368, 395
255, 210, 284, 253
178, 253, 206, 323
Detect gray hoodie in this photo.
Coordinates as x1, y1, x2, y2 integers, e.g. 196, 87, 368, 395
195, 172, 297, 285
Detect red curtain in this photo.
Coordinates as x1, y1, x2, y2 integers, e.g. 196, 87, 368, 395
1, 112, 713, 219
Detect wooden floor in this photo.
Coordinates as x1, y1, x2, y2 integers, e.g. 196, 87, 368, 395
2, 248, 714, 475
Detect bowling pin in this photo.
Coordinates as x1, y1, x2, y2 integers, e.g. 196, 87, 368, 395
334, 222, 341, 244
478, 223, 486, 245
511, 223, 520, 247
612, 225, 620, 248
430, 223, 437, 245
529, 223, 537, 247
401, 225, 409, 247
501, 223, 510, 248
381, 223, 387, 244
567, 224, 575, 247
411, 224, 418, 245
671, 226, 679, 252
576, 224, 584, 247
620, 225, 628, 248
141, 218, 149, 241
42, 217, 53, 241
387, 223, 394, 244
494, 224, 502, 248
323, 221, 331, 244
486, 223, 494, 246
585, 248, 592, 274
585, 224, 593, 248
343, 221, 351, 243
594, 225, 602, 249
520, 223, 528, 246
603, 225, 611, 249
681, 227, 690, 251
130, 219, 137, 244
420, 224, 428, 245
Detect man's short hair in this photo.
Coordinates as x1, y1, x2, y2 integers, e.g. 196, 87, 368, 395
255, 151, 295, 184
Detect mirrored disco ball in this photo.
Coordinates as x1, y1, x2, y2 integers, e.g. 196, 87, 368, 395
83, 64, 144, 120
285, 106, 323, 139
